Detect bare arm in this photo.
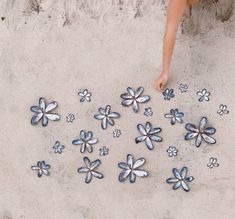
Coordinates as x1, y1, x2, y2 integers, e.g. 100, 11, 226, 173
155, 0, 188, 91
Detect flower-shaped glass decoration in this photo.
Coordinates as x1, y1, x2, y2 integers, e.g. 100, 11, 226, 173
94, 105, 120, 129
118, 154, 148, 183
164, 108, 184, 125
66, 113, 75, 123
185, 116, 216, 147
31, 161, 51, 177
78, 89, 92, 102
53, 141, 65, 154
196, 89, 210, 102
179, 84, 188, 93
207, 157, 219, 169
144, 107, 153, 117
30, 98, 60, 127
77, 157, 103, 183
72, 130, 98, 153
163, 88, 175, 100
120, 87, 150, 113
135, 122, 162, 150
217, 104, 229, 116
167, 146, 178, 157
166, 167, 194, 192
113, 129, 121, 138
99, 146, 109, 156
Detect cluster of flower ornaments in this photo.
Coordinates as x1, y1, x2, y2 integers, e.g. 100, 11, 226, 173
30, 86, 222, 192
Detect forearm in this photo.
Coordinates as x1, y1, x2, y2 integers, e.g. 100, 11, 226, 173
162, 0, 188, 75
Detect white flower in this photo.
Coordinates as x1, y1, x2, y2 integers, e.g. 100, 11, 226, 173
113, 129, 121, 138
53, 141, 65, 154
66, 113, 75, 123
217, 104, 229, 115
196, 89, 210, 102
167, 146, 178, 157
179, 84, 188, 93
207, 157, 219, 169
118, 154, 148, 183
77, 157, 103, 183
31, 161, 51, 177
164, 108, 184, 125
99, 146, 109, 156
144, 107, 153, 117
30, 98, 60, 127
163, 88, 175, 100
78, 89, 92, 102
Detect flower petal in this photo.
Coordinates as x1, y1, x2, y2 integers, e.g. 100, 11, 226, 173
181, 167, 188, 179
42, 116, 48, 127
118, 170, 131, 182
145, 122, 152, 133
133, 158, 145, 169
127, 154, 134, 168
181, 180, 190, 192
166, 178, 179, 183
137, 124, 147, 135
185, 176, 194, 182
30, 106, 42, 113
45, 113, 60, 121
185, 132, 198, 140
173, 168, 181, 179
201, 134, 216, 144
101, 117, 107, 129
85, 171, 92, 183
135, 135, 146, 143
120, 93, 133, 99
72, 139, 83, 145
127, 87, 135, 96
130, 172, 136, 183
83, 157, 91, 169
133, 170, 148, 177
77, 167, 89, 173
39, 98, 46, 112
118, 162, 129, 170
109, 112, 120, 118
94, 114, 105, 120
145, 137, 154, 150
88, 138, 98, 145
31, 113, 43, 125
45, 101, 58, 112
136, 95, 150, 103
195, 134, 202, 147
92, 171, 103, 179
185, 123, 198, 132
134, 87, 144, 98
149, 135, 162, 142
91, 159, 101, 170
173, 181, 181, 190
199, 117, 207, 131
204, 127, 216, 135
132, 100, 139, 113
121, 99, 134, 106
149, 127, 161, 135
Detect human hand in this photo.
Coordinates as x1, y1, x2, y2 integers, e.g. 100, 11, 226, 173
155, 72, 169, 92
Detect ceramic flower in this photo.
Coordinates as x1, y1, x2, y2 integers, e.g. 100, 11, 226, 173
31, 161, 51, 177
179, 84, 188, 93
164, 108, 184, 125
196, 89, 210, 102
167, 146, 178, 157
144, 107, 153, 117
120, 87, 150, 113
135, 122, 162, 150
207, 157, 219, 169
99, 146, 109, 156
66, 113, 75, 123
72, 130, 98, 153
185, 116, 216, 147
53, 141, 65, 154
118, 154, 148, 183
166, 167, 194, 192
113, 129, 121, 138
30, 97, 60, 127
163, 88, 175, 100
217, 104, 229, 115
94, 105, 120, 129
78, 89, 92, 102
77, 157, 103, 183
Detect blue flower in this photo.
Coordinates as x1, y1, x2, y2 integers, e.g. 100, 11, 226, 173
78, 89, 92, 102
167, 146, 178, 157
166, 167, 194, 192
164, 108, 184, 125
196, 89, 210, 102
31, 161, 51, 177
94, 105, 120, 129
207, 157, 219, 169
217, 104, 229, 115
135, 122, 162, 150
120, 87, 150, 113
118, 154, 148, 183
72, 130, 98, 153
77, 157, 103, 183
30, 98, 60, 127
113, 129, 121, 138
99, 146, 109, 156
66, 113, 75, 123
53, 141, 65, 154
144, 107, 153, 117
179, 84, 188, 93
163, 88, 175, 100
185, 116, 216, 147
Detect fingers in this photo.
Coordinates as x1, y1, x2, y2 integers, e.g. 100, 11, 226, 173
155, 81, 164, 92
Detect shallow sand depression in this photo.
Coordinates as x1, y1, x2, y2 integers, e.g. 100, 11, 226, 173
0, 0, 235, 219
